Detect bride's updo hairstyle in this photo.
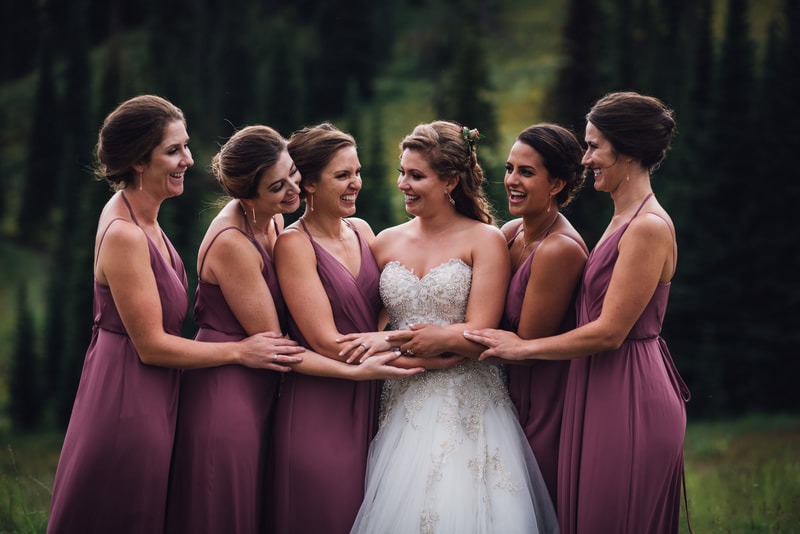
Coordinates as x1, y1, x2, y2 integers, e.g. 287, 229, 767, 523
586, 91, 676, 173
95, 95, 185, 191
516, 124, 585, 209
400, 121, 493, 225
212, 125, 287, 200
287, 122, 356, 200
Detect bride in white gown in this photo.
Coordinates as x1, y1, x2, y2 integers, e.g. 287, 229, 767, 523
339, 121, 559, 533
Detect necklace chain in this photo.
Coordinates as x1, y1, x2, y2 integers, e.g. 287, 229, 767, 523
515, 215, 558, 269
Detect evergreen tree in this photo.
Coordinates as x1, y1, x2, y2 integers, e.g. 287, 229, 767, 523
544, 0, 613, 245
659, 0, 716, 416
699, 0, 759, 414
17, 4, 61, 246
430, 0, 505, 220
56, 10, 126, 427
354, 100, 395, 233
752, 0, 800, 412
0, 0, 40, 82
45, 0, 93, 413
10, 284, 42, 431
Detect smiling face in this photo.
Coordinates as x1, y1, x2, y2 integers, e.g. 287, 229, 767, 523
250, 149, 301, 217
397, 148, 455, 217
581, 121, 624, 193
504, 141, 562, 217
306, 145, 361, 217
137, 120, 193, 198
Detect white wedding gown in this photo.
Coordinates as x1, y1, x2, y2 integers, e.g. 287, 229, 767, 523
350, 259, 559, 534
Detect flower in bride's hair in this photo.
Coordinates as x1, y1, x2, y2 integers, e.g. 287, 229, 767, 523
460, 125, 486, 155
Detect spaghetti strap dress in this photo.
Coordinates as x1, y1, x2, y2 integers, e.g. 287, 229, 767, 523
267, 218, 383, 534
47, 193, 188, 534
165, 216, 285, 534
502, 220, 573, 509
558, 194, 691, 534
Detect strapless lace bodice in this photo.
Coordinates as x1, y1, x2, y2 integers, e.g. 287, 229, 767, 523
380, 259, 472, 329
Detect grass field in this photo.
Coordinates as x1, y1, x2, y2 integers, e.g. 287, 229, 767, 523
1, 413, 798, 533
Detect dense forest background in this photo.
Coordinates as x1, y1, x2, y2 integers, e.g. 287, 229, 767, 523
0, 0, 797, 432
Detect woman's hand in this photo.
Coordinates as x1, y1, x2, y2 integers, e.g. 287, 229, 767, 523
462, 329, 530, 361
353, 351, 425, 380
336, 331, 397, 363
238, 332, 305, 371
384, 324, 450, 360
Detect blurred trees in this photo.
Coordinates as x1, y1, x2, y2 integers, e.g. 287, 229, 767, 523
0, 0, 797, 429
546, 0, 800, 416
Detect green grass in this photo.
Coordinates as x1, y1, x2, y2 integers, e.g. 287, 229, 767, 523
680, 414, 800, 534
1, 415, 798, 533
0, 432, 61, 533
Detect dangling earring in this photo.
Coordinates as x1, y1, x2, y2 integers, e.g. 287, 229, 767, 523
626, 175, 630, 181
252, 206, 257, 224
139, 172, 143, 190
446, 189, 455, 206
547, 203, 551, 213
308, 194, 314, 212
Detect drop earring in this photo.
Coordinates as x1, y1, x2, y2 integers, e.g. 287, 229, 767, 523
139, 172, 143, 190
308, 194, 314, 212
252, 207, 257, 224
446, 189, 455, 206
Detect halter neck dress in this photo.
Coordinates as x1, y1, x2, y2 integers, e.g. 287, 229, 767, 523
502, 219, 575, 509
558, 195, 691, 534
165, 215, 285, 534
268, 218, 382, 534
48, 192, 187, 533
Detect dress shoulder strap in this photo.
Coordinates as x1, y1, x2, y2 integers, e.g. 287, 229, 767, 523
120, 191, 139, 226
630, 192, 654, 221
95, 218, 129, 268
198, 226, 251, 276
507, 222, 524, 248
298, 218, 314, 242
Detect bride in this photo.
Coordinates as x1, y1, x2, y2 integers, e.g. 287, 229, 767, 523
338, 121, 559, 533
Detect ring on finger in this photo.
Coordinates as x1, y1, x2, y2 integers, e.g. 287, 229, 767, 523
360, 343, 368, 351
273, 354, 279, 363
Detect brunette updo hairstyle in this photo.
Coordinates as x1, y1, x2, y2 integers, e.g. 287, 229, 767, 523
517, 124, 585, 208
287, 123, 356, 199
586, 91, 676, 172
400, 121, 493, 225
211, 125, 287, 199
95, 95, 186, 190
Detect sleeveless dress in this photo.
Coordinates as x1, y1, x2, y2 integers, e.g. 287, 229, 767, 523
558, 195, 691, 534
165, 217, 285, 534
350, 259, 559, 534
268, 219, 383, 534
503, 221, 573, 509
48, 193, 187, 534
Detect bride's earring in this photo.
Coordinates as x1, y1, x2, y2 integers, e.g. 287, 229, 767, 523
446, 189, 455, 206
308, 194, 314, 212
139, 172, 143, 190
252, 206, 257, 224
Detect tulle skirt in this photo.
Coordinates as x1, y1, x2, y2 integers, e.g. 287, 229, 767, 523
350, 360, 559, 534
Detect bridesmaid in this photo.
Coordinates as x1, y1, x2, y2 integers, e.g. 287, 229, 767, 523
500, 123, 588, 507
269, 123, 399, 534
47, 96, 302, 534
165, 125, 419, 534
465, 92, 691, 534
